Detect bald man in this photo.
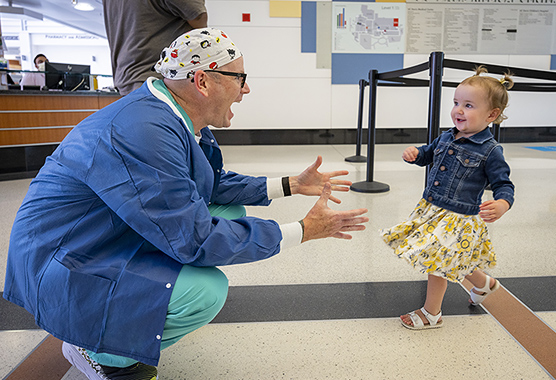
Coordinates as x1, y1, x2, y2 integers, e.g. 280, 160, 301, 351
3, 28, 368, 380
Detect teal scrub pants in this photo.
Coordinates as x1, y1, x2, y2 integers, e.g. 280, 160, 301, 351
88, 204, 246, 368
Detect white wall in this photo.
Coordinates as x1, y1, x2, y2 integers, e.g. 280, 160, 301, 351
205, 0, 556, 131
2, 1, 555, 130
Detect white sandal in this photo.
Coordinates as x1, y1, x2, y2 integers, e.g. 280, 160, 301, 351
469, 275, 500, 305
401, 307, 443, 330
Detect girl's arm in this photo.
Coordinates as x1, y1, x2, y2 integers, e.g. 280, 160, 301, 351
409, 137, 440, 167
481, 145, 515, 223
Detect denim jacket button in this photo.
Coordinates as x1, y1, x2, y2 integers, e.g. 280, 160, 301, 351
440, 166, 446, 171
434, 181, 440, 186
428, 196, 433, 202
448, 149, 454, 155
464, 159, 470, 164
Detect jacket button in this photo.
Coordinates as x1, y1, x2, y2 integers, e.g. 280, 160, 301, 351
448, 149, 454, 155
166, 283, 172, 288
464, 159, 470, 164
156, 335, 161, 340
210, 139, 214, 143
434, 181, 439, 186
440, 166, 446, 171
428, 196, 433, 201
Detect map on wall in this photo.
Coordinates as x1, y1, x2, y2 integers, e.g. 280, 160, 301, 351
332, 2, 406, 54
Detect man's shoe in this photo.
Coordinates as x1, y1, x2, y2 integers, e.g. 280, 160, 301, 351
62, 342, 158, 380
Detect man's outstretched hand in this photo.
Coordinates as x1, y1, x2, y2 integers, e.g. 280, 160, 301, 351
301, 183, 369, 242
290, 156, 352, 204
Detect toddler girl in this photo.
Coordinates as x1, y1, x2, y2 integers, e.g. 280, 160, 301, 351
380, 66, 515, 329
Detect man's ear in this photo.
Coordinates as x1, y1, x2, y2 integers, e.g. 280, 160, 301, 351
194, 70, 210, 97
487, 108, 501, 123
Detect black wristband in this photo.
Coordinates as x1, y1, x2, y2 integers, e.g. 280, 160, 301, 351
282, 176, 291, 197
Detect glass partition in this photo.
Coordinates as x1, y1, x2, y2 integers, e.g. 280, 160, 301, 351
0, 68, 115, 92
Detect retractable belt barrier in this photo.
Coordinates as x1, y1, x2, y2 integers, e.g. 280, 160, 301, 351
349, 51, 556, 194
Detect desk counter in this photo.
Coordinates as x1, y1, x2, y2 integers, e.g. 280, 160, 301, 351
0, 90, 121, 178
0, 90, 121, 147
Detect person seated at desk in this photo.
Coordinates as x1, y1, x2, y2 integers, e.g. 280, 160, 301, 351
20, 54, 48, 90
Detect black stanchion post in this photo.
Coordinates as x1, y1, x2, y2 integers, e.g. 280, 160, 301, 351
425, 51, 444, 181
350, 70, 389, 193
492, 123, 500, 141
345, 78, 368, 163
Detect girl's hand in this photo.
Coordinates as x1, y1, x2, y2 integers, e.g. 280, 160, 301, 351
479, 199, 510, 223
402, 146, 419, 162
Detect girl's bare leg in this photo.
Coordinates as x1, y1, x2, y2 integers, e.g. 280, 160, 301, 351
401, 274, 447, 326
465, 269, 497, 301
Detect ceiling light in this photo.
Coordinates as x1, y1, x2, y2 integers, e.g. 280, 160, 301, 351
73, 2, 95, 11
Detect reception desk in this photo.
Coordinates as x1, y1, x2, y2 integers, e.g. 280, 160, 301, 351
0, 90, 121, 178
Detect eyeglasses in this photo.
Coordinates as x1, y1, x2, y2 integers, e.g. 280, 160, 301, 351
207, 70, 247, 88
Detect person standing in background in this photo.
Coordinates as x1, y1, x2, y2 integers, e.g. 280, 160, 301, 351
103, 0, 207, 95
20, 53, 48, 89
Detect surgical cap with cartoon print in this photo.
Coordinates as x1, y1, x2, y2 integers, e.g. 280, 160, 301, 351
154, 28, 242, 80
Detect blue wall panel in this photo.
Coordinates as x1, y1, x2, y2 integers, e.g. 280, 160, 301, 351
331, 53, 404, 84
301, 2, 317, 53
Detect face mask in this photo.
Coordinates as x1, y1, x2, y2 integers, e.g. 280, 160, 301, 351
37, 62, 45, 71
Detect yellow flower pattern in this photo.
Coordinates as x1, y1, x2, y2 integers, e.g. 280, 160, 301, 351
379, 198, 496, 282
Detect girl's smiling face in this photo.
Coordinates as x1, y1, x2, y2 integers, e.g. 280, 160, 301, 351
451, 84, 500, 138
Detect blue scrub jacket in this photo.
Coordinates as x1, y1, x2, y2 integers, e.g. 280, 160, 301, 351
3, 81, 282, 366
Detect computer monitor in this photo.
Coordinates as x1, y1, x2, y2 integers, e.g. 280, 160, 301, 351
45, 62, 91, 91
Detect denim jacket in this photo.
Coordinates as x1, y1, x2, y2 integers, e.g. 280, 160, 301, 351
411, 127, 514, 215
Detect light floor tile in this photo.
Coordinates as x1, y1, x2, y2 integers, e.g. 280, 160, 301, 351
218, 143, 556, 286
153, 316, 550, 380
0, 330, 49, 379
1, 143, 555, 379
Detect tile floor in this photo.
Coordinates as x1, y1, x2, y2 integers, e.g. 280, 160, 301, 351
1, 142, 555, 380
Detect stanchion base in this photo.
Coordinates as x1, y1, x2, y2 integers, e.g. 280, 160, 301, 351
345, 155, 367, 163
350, 181, 390, 193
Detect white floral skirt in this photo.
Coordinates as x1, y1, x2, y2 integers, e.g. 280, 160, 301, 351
379, 198, 496, 282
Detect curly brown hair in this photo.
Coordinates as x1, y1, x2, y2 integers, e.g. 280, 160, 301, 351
459, 65, 514, 124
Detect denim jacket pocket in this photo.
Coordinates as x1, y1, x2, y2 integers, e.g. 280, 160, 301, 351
456, 153, 481, 178
434, 145, 446, 156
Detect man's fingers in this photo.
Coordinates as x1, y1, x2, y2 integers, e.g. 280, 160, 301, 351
340, 208, 369, 218
339, 222, 368, 231
328, 170, 350, 179
311, 155, 323, 170
333, 232, 353, 240
330, 180, 352, 190
320, 182, 332, 196
328, 195, 342, 204
316, 182, 332, 206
